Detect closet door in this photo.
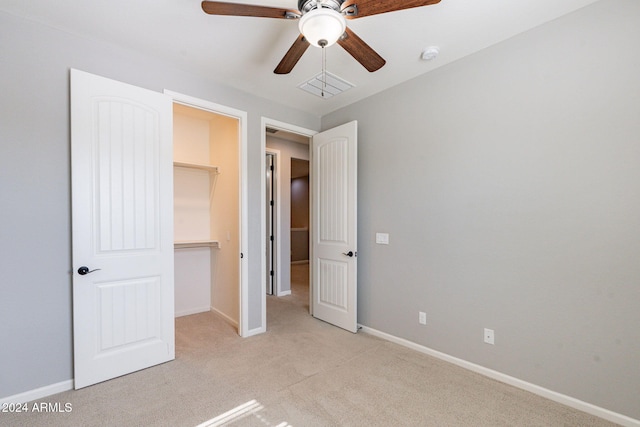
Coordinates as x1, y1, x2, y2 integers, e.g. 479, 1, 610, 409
70, 69, 175, 388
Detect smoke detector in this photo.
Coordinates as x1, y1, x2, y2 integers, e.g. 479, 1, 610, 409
421, 46, 440, 61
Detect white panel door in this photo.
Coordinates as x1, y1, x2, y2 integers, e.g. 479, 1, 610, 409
311, 121, 357, 333
71, 69, 175, 389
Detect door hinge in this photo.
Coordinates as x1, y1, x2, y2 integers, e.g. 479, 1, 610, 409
240, 252, 244, 259
270, 235, 274, 241
270, 165, 274, 171
270, 270, 274, 276
270, 200, 274, 206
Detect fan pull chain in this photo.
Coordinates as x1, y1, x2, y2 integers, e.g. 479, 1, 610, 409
318, 38, 328, 98
321, 45, 327, 97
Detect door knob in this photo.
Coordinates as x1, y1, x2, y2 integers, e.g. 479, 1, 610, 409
77, 266, 101, 275
342, 251, 354, 257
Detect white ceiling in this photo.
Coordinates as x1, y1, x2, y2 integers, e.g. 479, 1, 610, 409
1, 0, 600, 116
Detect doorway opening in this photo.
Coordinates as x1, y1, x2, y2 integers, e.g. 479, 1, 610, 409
262, 119, 315, 327
290, 157, 310, 266
168, 91, 249, 337
261, 119, 358, 333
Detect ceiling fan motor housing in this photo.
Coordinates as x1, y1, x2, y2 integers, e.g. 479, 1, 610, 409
298, 1, 347, 47
298, 0, 344, 14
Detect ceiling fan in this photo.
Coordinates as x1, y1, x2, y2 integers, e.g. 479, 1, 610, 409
201, 0, 442, 74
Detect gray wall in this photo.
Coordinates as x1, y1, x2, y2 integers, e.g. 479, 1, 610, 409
323, 0, 640, 420
0, 12, 319, 398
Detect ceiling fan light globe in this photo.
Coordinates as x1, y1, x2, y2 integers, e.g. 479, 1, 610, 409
298, 8, 346, 48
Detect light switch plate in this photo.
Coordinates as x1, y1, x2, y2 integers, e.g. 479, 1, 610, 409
376, 233, 389, 245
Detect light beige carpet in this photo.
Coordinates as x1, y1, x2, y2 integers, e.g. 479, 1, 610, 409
1, 264, 618, 426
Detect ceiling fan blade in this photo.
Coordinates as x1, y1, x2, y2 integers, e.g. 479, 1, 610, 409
341, 0, 441, 19
337, 27, 386, 72
201, 1, 299, 19
274, 34, 310, 74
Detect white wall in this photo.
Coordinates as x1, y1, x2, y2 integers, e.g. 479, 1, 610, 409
322, 0, 640, 420
0, 11, 319, 399
174, 106, 215, 318
209, 114, 240, 323
174, 248, 211, 316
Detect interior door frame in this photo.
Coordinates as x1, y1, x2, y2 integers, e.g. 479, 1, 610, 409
167, 90, 249, 337
261, 118, 317, 328
265, 148, 281, 296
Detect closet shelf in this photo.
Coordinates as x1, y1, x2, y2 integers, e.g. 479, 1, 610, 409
174, 161, 220, 174
174, 240, 221, 249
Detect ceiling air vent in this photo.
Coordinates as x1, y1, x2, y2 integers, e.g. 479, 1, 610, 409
298, 72, 354, 99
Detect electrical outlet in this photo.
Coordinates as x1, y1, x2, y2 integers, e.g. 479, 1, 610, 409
376, 233, 389, 245
419, 312, 427, 325
484, 328, 495, 345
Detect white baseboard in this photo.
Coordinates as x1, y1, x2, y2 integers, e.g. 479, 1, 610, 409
290, 260, 309, 265
359, 325, 640, 427
277, 290, 292, 296
175, 306, 211, 318
0, 380, 74, 405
